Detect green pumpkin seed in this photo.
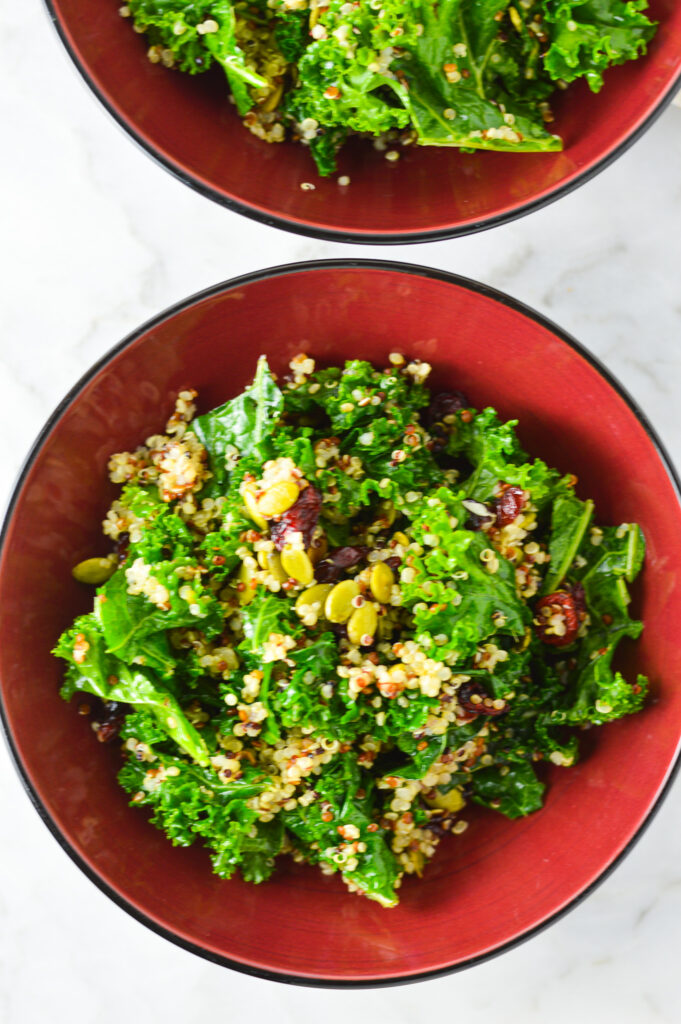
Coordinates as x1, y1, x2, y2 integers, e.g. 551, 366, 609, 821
257, 480, 300, 518
241, 485, 267, 530
265, 551, 288, 584
325, 580, 360, 623
295, 583, 334, 615
281, 546, 314, 585
369, 562, 395, 603
237, 560, 257, 605
71, 556, 117, 585
347, 602, 378, 646
425, 787, 465, 813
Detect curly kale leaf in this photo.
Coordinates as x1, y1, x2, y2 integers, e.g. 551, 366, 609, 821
54, 616, 210, 764
239, 592, 301, 660
542, 0, 656, 92
192, 355, 284, 489
118, 753, 270, 877
542, 485, 594, 592
402, 487, 530, 660
448, 407, 560, 505
95, 563, 222, 665
270, 632, 355, 738
126, 0, 268, 113
394, 0, 562, 152
273, 7, 308, 63
282, 753, 401, 907
470, 760, 545, 818
542, 522, 647, 726
115, 484, 195, 563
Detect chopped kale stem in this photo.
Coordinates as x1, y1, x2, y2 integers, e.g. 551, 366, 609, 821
55, 353, 648, 906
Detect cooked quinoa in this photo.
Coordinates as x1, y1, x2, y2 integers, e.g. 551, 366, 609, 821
56, 354, 647, 907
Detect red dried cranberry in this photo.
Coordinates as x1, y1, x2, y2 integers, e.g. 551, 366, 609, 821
384, 556, 401, 571
95, 700, 125, 743
426, 391, 469, 426
457, 682, 507, 716
494, 486, 526, 528
270, 486, 321, 551
314, 545, 368, 583
534, 591, 581, 647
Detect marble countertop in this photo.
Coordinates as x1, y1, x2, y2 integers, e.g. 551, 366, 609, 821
2, 4, 681, 1022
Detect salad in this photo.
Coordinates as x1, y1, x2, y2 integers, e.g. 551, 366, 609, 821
120, 0, 658, 176
55, 354, 647, 907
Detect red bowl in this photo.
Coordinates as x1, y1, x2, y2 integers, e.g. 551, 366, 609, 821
2, 261, 681, 985
45, 1, 681, 242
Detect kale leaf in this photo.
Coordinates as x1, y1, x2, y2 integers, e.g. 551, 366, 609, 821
126, 0, 268, 113
54, 616, 210, 764
543, 0, 656, 92
192, 356, 283, 489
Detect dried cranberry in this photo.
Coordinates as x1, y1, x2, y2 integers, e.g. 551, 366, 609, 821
534, 591, 581, 647
331, 545, 368, 567
385, 556, 402, 571
494, 486, 526, 528
426, 391, 469, 426
314, 545, 368, 583
270, 485, 321, 551
94, 700, 125, 743
458, 682, 507, 717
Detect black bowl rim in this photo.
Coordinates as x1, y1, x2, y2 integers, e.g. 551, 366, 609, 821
42, 1, 681, 245
1, 259, 681, 987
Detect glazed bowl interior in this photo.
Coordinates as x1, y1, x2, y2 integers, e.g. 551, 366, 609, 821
2, 262, 681, 985
46, 1, 681, 242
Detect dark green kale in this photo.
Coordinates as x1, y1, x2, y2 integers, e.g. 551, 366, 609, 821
126, 0, 269, 114
273, 7, 308, 62
542, 0, 657, 92
95, 563, 222, 662
118, 751, 270, 878
393, 0, 562, 152
54, 616, 210, 764
281, 753, 401, 907
193, 355, 284, 489
470, 760, 546, 819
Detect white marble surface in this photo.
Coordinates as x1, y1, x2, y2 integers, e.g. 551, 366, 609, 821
2, 4, 681, 1021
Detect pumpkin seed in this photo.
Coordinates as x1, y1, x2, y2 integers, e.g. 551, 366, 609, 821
257, 480, 300, 518
281, 546, 314, 585
295, 583, 333, 615
71, 556, 117, 585
262, 81, 283, 113
237, 560, 257, 605
347, 602, 378, 645
241, 484, 267, 530
425, 787, 465, 814
325, 580, 360, 623
369, 562, 395, 603
265, 551, 288, 584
